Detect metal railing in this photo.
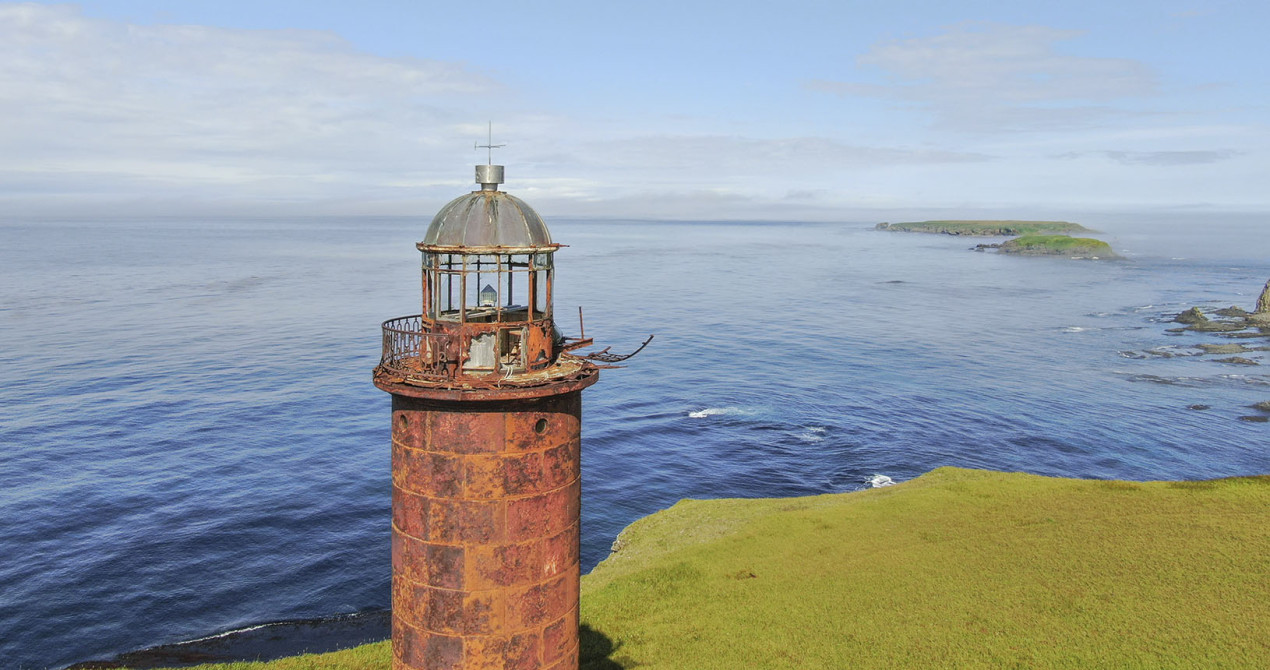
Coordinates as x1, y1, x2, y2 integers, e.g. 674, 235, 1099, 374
379, 315, 453, 379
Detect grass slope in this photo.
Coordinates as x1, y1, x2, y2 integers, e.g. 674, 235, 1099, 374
135, 641, 390, 670
581, 467, 1269, 669
143, 468, 1269, 670
878, 220, 1090, 235
998, 234, 1118, 258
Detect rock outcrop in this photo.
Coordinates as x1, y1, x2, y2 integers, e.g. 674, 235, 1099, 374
1214, 306, 1249, 317
1197, 343, 1255, 355
1174, 307, 1208, 324
1248, 280, 1270, 325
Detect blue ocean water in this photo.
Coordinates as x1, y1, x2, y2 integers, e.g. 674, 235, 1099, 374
1, 216, 1267, 668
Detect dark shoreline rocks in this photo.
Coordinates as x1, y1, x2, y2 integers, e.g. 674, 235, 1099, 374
1153, 284, 1270, 421
1213, 356, 1259, 366
1175, 307, 1208, 325
1213, 306, 1249, 317
1190, 321, 1249, 332
1172, 292, 1270, 334
1196, 343, 1256, 355
66, 611, 389, 669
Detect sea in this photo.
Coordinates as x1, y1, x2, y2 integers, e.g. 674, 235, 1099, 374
1, 215, 1268, 668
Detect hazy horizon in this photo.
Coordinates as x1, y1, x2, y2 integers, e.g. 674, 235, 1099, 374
2, 1, 1267, 220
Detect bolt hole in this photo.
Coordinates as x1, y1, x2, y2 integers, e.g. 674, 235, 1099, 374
398, 415, 408, 430
534, 418, 548, 434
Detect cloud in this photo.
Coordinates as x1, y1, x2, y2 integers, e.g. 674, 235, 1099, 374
1056, 149, 1242, 165
809, 22, 1157, 132
2, 5, 987, 217
0, 3, 502, 205
576, 135, 991, 174
2, 6, 1258, 218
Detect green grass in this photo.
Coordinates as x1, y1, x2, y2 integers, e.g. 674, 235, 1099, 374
135, 641, 390, 670
999, 234, 1117, 257
140, 468, 1269, 669
879, 220, 1090, 235
581, 467, 1269, 669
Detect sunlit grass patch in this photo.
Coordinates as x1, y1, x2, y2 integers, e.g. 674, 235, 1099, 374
143, 640, 390, 670
580, 467, 1270, 669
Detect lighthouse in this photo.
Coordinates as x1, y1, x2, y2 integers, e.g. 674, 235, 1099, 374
373, 160, 599, 670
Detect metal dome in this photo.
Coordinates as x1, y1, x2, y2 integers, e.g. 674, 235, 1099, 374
421, 167, 553, 250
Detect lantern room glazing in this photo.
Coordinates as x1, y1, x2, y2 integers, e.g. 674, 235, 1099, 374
376, 164, 583, 387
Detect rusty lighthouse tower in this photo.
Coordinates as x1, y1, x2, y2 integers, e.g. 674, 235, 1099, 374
374, 154, 600, 669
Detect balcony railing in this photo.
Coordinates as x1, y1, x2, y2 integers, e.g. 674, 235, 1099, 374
378, 315, 454, 380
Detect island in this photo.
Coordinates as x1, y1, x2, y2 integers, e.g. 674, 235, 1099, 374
997, 234, 1120, 259
876, 220, 1091, 236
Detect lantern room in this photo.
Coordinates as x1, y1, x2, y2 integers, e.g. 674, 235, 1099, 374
376, 164, 588, 388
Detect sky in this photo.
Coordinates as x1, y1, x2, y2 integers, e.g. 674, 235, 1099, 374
1, 0, 1267, 220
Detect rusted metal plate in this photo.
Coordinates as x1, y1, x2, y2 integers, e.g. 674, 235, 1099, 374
388, 391, 584, 670
375, 359, 598, 402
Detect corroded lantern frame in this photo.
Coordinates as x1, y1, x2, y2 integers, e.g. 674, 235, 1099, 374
375, 163, 601, 392
418, 242, 560, 376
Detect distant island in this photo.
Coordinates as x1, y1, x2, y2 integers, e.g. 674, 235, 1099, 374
996, 234, 1120, 259
878, 220, 1120, 260
876, 220, 1091, 236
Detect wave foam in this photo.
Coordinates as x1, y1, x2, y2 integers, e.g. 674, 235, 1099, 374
864, 474, 896, 488
688, 407, 739, 419
796, 427, 827, 442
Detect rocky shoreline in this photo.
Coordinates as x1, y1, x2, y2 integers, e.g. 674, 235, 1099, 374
66, 611, 388, 669
1124, 279, 1270, 423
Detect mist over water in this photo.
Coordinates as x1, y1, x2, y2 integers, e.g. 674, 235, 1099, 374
1, 215, 1267, 668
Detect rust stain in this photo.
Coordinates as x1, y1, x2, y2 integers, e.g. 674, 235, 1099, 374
387, 394, 584, 670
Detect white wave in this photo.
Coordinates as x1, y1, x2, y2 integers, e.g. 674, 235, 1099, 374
185, 622, 273, 642
1062, 326, 1091, 333
1219, 374, 1270, 387
864, 474, 896, 488
796, 428, 826, 443
688, 407, 739, 419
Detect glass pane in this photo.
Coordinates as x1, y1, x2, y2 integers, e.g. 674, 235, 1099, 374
502, 262, 516, 307
535, 269, 549, 317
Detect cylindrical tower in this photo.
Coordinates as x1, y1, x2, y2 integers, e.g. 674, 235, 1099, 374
374, 163, 598, 670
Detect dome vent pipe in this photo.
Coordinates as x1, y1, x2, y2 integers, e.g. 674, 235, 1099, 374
475, 164, 503, 191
